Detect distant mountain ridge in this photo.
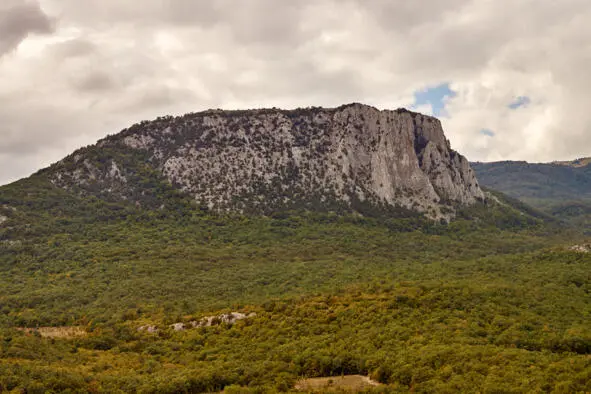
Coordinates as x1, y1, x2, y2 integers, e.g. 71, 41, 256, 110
472, 158, 591, 231
552, 157, 591, 168
43, 103, 484, 219
471, 159, 591, 201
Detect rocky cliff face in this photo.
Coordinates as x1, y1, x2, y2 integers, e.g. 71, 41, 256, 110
49, 103, 484, 219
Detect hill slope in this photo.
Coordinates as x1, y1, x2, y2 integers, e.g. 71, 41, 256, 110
471, 159, 591, 201
472, 159, 591, 230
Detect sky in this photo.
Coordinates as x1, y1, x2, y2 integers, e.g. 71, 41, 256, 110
1, 0, 591, 185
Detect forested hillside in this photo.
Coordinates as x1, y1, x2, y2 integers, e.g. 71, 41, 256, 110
472, 160, 591, 232
1, 171, 590, 392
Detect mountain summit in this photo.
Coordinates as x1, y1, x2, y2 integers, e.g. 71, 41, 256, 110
46, 103, 483, 219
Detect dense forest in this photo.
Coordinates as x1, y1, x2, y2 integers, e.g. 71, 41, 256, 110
0, 175, 590, 392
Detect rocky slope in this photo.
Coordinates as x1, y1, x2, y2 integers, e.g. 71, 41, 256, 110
47, 103, 484, 219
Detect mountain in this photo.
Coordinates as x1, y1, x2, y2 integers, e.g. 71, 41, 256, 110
471, 159, 591, 202
2, 105, 586, 393
472, 159, 591, 231
44, 103, 484, 220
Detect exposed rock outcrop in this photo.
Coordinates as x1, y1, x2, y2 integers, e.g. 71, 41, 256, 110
137, 325, 159, 333
159, 312, 257, 333
49, 103, 484, 219
190, 312, 256, 327
569, 244, 591, 253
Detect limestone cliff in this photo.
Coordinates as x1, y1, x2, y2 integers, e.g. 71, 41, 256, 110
49, 103, 484, 219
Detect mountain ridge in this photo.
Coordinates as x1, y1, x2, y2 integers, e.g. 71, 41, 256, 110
552, 157, 591, 168
42, 103, 484, 220
472, 157, 591, 167
471, 159, 591, 201
471, 159, 591, 232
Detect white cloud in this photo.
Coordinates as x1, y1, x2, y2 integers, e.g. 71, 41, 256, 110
1, 0, 591, 184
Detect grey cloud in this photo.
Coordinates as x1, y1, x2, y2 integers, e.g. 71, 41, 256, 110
45, 37, 176, 96
161, 0, 223, 27
49, 38, 97, 59
0, 152, 52, 185
0, 97, 88, 155
119, 84, 199, 113
218, 0, 315, 46
48, 0, 314, 47
227, 59, 366, 105
71, 71, 117, 92
0, 0, 55, 56
355, 0, 468, 32
47, 0, 218, 27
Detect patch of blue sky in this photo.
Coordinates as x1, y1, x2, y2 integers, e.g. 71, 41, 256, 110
480, 129, 495, 137
508, 96, 531, 109
411, 82, 457, 117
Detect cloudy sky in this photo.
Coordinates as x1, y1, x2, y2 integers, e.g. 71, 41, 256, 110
1, 0, 590, 185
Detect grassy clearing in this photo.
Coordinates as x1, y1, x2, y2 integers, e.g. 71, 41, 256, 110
295, 375, 381, 392
16, 326, 87, 338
